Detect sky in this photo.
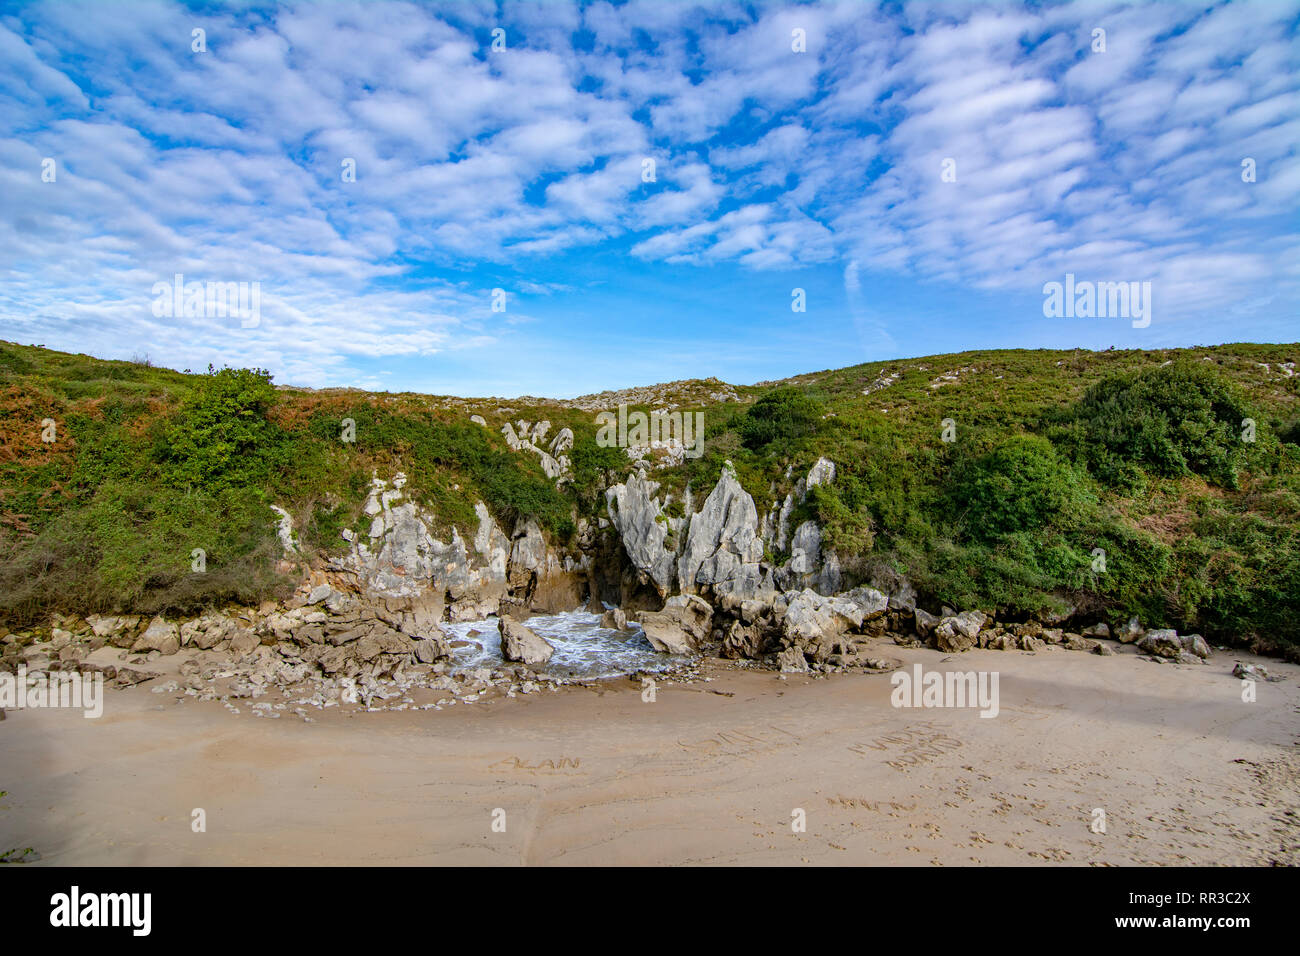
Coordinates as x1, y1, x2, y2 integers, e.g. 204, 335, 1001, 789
1, 0, 1297, 398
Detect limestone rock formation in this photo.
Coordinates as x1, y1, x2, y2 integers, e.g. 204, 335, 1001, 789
677, 463, 765, 599
636, 594, 713, 655
779, 586, 888, 661
498, 617, 554, 665
605, 473, 678, 596
932, 610, 988, 653
330, 474, 512, 621
132, 617, 180, 656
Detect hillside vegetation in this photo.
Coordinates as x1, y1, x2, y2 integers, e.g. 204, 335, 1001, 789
2, 340, 1298, 655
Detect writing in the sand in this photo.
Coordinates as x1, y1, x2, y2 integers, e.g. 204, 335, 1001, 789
827, 796, 918, 813
847, 726, 963, 771
489, 755, 581, 773
677, 724, 801, 757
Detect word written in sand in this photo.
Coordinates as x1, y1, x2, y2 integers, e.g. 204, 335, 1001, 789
847, 725, 964, 772
826, 796, 918, 813
489, 755, 582, 774
677, 724, 801, 758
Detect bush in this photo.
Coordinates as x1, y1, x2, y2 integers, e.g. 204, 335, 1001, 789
156, 366, 283, 491
807, 477, 874, 554
737, 387, 822, 454
950, 434, 1094, 541
569, 436, 628, 506
0, 480, 286, 622
1051, 360, 1256, 489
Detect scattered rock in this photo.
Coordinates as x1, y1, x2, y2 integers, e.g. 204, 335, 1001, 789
776, 646, 809, 673
115, 667, 162, 687
1232, 662, 1279, 682
1137, 629, 1209, 662
498, 618, 554, 665
1115, 616, 1144, 644
132, 617, 179, 656
933, 610, 987, 653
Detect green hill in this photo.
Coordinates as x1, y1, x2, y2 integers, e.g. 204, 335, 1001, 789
2, 339, 1298, 655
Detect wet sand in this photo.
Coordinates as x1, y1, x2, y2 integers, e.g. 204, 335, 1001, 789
2, 640, 1297, 865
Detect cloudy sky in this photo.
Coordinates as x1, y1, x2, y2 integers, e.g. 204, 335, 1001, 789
2, 0, 1297, 397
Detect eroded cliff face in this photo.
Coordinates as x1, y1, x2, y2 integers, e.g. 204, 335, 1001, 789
269, 456, 851, 665
604, 473, 678, 596
324, 473, 581, 622
604, 459, 842, 608
676, 466, 768, 600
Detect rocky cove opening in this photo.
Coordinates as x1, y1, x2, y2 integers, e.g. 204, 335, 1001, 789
442, 608, 681, 680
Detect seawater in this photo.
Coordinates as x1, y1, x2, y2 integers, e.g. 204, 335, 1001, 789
441, 609, 681, 679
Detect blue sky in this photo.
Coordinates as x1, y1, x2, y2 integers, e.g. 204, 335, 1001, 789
1, 0, 1297, 397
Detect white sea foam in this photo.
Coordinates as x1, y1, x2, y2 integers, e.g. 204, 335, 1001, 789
441, 609, 680, 678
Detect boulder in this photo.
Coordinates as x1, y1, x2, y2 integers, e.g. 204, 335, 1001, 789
932, 610, 987, 652
1137, 629, 1183, 660
86, 614, 139, 641
183, 614, 254, 651
1136, 629, 1210, 662
1232, 662, 1273, 682
780, 587, 887, 661
722, 620, 765, 659
498, 618, 554, 665
639, 617, 695, 655
776, 646, 809, 673
115, 667, 162, 687
414, 638, 448, 664
306, 584, 333, 605
1081, 622, 1110, 639
228, 629, 260, 657
913, 607, 940, 639
1115, 616, 1144, 644
739, 599, 769, 625
132, 617, 179, 656
638, 594, 713, 655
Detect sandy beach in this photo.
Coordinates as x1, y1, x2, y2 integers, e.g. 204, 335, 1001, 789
2, 639, 1296, 866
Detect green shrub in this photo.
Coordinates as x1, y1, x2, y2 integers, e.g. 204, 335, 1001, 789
950, 434, 1095, 541
1051, 360, 1255, 489
569, 436, 628, 506
737, 387, 822, 454
156, 366, 283, 490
